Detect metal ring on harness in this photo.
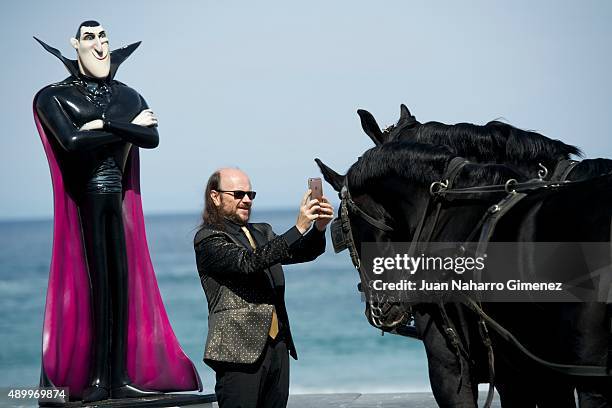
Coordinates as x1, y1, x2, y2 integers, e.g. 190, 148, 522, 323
504, 178, 518, 194
430, 179, 449, 196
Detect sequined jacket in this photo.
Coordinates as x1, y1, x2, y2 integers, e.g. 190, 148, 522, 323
194, 219, 326, 365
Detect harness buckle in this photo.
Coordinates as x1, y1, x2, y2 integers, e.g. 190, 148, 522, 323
489, 204, 501, 214
478, 319, 493, 347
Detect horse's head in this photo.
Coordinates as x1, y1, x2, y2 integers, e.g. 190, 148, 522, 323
316, 155, 410, 330
315, 144, 447, 331
316, 142, 531, 330
315, 157, 399, 270
357, 104, 421, 146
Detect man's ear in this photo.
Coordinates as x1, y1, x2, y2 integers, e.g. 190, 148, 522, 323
70, 38, 79, 50
211, 191, 221, 207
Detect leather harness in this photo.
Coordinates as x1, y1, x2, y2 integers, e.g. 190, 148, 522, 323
337, 157, 611, 408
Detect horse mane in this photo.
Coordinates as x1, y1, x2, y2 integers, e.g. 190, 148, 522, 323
390, 119, 582, 165
570, 158, 612, 180
347, 141, 526, 194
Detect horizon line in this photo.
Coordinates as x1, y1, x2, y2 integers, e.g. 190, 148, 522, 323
0, 206, 298, 224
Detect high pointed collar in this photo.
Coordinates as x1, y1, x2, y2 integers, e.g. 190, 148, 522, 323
34, 36, 141, 81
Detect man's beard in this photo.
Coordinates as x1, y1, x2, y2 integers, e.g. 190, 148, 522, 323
218, 196, 250, 225
225, 211, 248, 226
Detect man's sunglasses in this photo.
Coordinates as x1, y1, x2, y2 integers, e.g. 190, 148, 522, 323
216, 190, 257, 200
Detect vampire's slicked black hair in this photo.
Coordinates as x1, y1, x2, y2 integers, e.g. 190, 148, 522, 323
75, 20, 101, 39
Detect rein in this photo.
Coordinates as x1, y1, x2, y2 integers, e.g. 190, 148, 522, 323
343, 194, 393, 233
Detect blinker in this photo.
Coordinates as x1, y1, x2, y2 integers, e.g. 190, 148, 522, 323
331, 216, 348, 253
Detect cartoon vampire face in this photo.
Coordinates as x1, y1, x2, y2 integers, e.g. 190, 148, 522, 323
70, 21, 110, 79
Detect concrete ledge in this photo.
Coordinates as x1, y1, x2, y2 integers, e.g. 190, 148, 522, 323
285, 392, 501, 408
204, 392, 501, 408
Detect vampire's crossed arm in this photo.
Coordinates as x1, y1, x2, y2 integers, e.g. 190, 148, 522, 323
36, 93, 159, 152
37, 94, 121, 152
103, 120, 159, 149
104, 96, 158, 148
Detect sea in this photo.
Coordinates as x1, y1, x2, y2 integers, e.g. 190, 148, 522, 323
0, 210, 430, 397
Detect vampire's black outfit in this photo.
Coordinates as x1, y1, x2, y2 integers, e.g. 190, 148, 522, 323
194, 219, 326, 408
34, 40, 159, 402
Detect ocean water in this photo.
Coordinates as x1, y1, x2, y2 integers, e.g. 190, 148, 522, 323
0, 210, 430, 395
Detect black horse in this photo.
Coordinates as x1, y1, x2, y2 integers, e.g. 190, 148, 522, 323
357, 104, 612, 181
354, 105, 612, 407
316, 141, 612, 407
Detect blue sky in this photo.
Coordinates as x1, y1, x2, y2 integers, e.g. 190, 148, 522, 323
1, 0, 611, 219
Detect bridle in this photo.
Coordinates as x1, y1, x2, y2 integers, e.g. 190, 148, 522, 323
331, 185, 393, 270
330, 158, 472, 332
331, 185, 406, 329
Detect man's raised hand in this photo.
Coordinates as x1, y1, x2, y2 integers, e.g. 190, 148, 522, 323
295, 189, 321, 234
314, 196, 334, 231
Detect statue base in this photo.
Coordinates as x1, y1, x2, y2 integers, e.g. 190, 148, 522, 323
39, 393, 216, 407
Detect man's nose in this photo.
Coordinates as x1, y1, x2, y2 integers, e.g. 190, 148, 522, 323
242, 194, 252, 204
94, 37, 102, 51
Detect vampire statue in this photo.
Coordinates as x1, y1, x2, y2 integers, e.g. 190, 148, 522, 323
33, 21, 201, 403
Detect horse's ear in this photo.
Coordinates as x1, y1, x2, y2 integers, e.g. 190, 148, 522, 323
357, 109, 385, 146
399, 104, 420, 129
399, 104, 412, 120
315, 158, 345, 192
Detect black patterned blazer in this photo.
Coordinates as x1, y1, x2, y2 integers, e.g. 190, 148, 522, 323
194, 219, 325, 365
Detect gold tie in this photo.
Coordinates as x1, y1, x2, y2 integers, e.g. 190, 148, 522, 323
241, 226, 279, 339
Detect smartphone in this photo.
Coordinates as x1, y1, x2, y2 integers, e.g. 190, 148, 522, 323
308, 177, 323, 201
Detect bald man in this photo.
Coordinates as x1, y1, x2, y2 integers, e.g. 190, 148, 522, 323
194, 168, 333, 408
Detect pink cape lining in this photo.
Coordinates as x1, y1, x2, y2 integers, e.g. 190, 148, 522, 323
34, 105, 202, 398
